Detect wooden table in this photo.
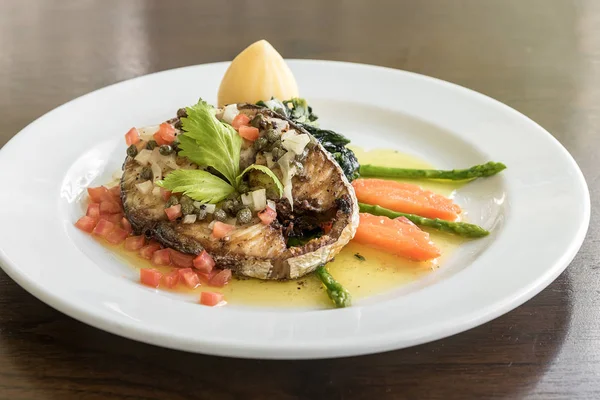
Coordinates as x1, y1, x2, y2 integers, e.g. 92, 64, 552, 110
1, 1, 598, 398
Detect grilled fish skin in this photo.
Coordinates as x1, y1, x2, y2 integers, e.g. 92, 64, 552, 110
120, 105, 359, 280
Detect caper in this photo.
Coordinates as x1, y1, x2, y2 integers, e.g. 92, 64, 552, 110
146, 140, 158, 150
127, 144, 138, 158
181, 202, 194, 215
195, 207, 207, 221
238, 182, 250, 194
236, 207, 253, 225
222, 198, 241, 214
165, 196, 179, 208
253, 136, 268, 151
273, 147, 287, 159
250, 114, 266, 129
140, 166, 153, 180
213, 209, 228, 222
180, 196, 194, 215
265, 128, 279, 143
172, 140, 180, 151
159, 145, 173, 156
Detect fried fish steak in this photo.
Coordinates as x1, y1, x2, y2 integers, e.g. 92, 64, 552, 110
121, 105, 358, 280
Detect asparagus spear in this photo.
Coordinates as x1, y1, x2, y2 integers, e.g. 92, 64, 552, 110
359, 161, 506, 181
359, 203, 489, 238
315, 265, 351, 308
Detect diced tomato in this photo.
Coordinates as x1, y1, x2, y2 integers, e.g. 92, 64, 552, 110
238, 125, 259, 141
87, 186, 109, 203
86, 203, 100, 220
165, 204, 182, 221
139, 243, 162, 259
109, 185, 121, 199
196, 269, 218, 283
200, 292, 224, 307
140, 268, 162, 288
100, 200, 122, 215
92, 219, 115, 238
151, 248, 172, 266
258, 206, 276, 225
125, 127, 140, 146
231, 114, 251, 129
321, 221, 333, 234
153, 123, 176, 145
106, 227, 128, 245
210, 269, 232, 287
160, 188, 172, 201
212, 221, 235, 239
75, 216, 96, 233
102, 213, 124, 224
178, 268, 201, 289
162, 270, 180, 288
193, 250, 215, 273
124, 235, 146, 251
169, 249, 194, 268
121, 217, 133, 234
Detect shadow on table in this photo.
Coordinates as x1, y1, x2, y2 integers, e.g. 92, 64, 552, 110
0, 268, 573, 400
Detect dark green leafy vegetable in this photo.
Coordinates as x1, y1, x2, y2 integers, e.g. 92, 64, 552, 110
257, 97, 360, 181
315, 265, 351, 308
359, 203, 489, 238
359, 162, 506, 181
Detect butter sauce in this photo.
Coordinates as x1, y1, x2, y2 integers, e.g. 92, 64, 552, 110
111, 148, 465, 309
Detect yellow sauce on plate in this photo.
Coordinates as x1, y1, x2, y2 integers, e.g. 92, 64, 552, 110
111, 148, 466, 309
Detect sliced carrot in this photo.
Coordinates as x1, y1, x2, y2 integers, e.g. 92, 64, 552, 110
353, 213, 441, 261
352, 178, 461, 221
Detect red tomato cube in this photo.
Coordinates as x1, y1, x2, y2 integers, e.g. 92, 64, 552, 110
164, 204, 182, 221
86, 203, 100, 220
178, 268, 201, 289
193, 250, 215, 273
106, 227, 129, 245
93, 219, 115, 238
200, 292, 224, 307
258, 206, 277, 225
151, 248, 171, 266
75, 216, 97, 233
140, 268, 162, 288
100, 200, 122, 215
160, 188, 172, 201
121, 217, 133, 234
169, 249, 194, 268
162, 270, 180, 288
125, 127, 140, 146
231, 114, 250, 129
238, 125, 259, 141
153, 123, 176, 145
139, 243, 162, 259
124, 235, 146, 251
109, 185, 121, 199
210, 269, 232, 287
87, 186, 109, 203
196, 269, 218, 283
212, 221, 235, 239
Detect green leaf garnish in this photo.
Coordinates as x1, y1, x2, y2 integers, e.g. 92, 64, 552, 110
238, 164, 284, 198
156, 169, 235, 203
178, 99, 242, 186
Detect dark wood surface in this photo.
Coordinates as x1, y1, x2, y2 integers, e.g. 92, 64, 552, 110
1, 1, 598, 398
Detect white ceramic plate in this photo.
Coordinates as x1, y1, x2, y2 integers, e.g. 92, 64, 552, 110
0, 61, 589, 359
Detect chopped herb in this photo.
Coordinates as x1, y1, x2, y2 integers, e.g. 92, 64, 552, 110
354, 253, 366, 261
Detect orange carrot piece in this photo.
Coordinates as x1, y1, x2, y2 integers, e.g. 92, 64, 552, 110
353, 213, 441, 261
352, 178, 461, 221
